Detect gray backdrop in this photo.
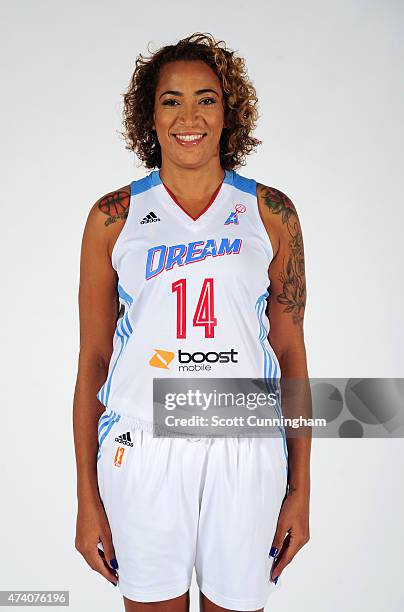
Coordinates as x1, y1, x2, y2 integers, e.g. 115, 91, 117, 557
1, 0, 403, 610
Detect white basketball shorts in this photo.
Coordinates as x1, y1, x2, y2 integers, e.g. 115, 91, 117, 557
96, 409, 288, 611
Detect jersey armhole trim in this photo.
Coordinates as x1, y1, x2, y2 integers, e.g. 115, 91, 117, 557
254, 180, 275, 264
111, 181, 134, 272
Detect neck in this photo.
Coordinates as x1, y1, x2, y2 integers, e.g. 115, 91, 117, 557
159, 163, 225, 203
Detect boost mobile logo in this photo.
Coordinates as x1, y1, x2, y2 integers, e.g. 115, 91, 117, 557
149, 349, 175, 369
149, 348, 238, 370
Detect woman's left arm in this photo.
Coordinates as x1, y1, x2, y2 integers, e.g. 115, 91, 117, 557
257, 183, 311, 583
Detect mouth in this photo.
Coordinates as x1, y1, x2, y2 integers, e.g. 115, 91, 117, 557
172, 132, 207, 147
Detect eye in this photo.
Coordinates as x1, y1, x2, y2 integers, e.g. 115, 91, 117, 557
162, 98, 179, 106
161, 97, 217, 106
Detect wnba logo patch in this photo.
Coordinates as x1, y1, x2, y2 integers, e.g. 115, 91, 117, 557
224, 203, 247, 225
113, 447, 125, 467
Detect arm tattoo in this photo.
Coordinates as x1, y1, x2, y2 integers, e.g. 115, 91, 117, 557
98, 190, 130, 226
258, 184, 306, 326
287, 483, 297, 496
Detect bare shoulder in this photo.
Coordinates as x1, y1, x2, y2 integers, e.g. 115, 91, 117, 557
256, 181, 301, 258
85, 184, 131, 260
79, 184, 131, 360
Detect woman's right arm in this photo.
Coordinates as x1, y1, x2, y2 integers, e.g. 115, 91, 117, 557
73, 187, 130, 585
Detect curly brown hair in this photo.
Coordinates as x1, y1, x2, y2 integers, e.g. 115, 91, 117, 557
120, 32, 262, 170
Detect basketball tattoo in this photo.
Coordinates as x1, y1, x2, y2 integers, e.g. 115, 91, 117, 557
98, 189, 130, 226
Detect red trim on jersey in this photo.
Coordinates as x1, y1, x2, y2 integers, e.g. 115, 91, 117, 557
161, 175, 224, 221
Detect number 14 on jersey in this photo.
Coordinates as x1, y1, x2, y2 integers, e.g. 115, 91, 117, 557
172, 278, 217, 339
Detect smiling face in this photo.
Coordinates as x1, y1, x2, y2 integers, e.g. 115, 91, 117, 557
152, 60, 226, 170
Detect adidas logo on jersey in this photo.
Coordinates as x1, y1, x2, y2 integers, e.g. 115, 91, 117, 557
115, 432, 134, 447
140, 211, 160, 224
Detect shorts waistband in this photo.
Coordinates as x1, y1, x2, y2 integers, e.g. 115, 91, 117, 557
107, 411, 202, 438
103, 409, 274, 441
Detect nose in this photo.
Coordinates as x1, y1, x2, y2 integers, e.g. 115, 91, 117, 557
177, 102, 200, 126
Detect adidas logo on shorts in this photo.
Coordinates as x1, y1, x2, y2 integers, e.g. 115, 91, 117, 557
115, 432, 134, 447
140, 211, 160, 224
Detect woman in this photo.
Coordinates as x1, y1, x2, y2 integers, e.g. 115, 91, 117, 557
74, 32, 311, 612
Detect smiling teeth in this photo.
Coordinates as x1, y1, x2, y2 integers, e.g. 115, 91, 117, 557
175, 134, 204, 141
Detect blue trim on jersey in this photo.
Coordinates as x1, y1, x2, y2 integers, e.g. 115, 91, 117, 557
98, 412, 120, 443
130, 173, 157, 195
118, 283, 133, 307
98, 411, 113, 428
149, 168, 235, 188
231, 172, 257, 196
97, 410, 121, 462
150, 169, 162, 187
256, 293, 280, 396
148, 170, 252, 196
102, 328, 125, 406
96, 285, 135, 408
141, 167, 257, 196
123, 313, 133, 335
255, 291, 289, 476
223, 169, 233, 185
98, 411, 114, 438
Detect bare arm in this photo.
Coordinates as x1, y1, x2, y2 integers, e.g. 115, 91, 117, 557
73, 186, 130, 584
257, 182, 311, 580
258, 183, 310, 494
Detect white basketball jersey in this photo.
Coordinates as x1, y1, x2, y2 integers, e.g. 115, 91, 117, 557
96, 168, 282, 426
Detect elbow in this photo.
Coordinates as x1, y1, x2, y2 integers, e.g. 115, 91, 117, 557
77, 346, 111, 371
